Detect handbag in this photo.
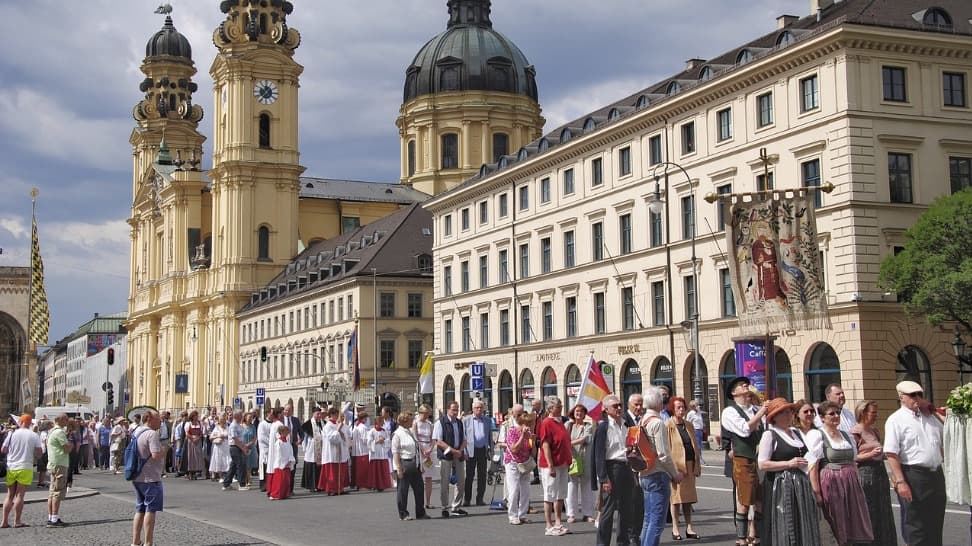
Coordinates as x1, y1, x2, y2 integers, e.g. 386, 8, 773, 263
516, 457, 537, 474
568, 455, 584, 477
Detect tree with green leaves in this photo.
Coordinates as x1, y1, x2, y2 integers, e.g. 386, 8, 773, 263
879, 188, 972, 331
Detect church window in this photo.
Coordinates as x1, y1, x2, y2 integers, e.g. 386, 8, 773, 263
259, 13, 268, 35
441, 133, 459, 169
407, 140, 416, 176
440, 66, 460, 92
492, 133, 508, 163
259, 114, 271, 149
258, 226, 270, 261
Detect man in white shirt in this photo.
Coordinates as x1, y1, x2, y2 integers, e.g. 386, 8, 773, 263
1, 414, 43, 528
593, 394, 634, 546
257, 407, 277, 492
720, 376, 767, 545
812, 383, 857, 432
884, 380, 945, 546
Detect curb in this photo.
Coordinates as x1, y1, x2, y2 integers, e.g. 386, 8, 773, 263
18, 487, 99, 505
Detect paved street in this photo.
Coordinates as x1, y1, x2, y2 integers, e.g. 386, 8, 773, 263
1, 459, 969, 545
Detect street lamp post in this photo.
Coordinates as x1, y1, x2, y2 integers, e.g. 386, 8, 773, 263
649, 162, 703, 408
952, 328, 972, 384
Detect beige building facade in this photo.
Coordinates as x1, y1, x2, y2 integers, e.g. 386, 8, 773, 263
424, 1, 972, 427
0, 266, 32, 414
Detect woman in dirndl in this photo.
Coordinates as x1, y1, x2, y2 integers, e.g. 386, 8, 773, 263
757, 398, 820, 545
183, 410, 205, 480
849, 400, 897, 546
808, 401, 874, 545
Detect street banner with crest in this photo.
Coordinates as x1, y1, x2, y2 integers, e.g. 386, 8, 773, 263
726, 192, 830, 334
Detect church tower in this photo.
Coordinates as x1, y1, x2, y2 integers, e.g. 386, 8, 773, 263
398, 0, 545, 195
127, 12, 209, 410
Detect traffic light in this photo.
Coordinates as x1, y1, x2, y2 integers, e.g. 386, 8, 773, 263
107, 348, 115, 365
107, 386, 115, 406
260, 346, 267, 362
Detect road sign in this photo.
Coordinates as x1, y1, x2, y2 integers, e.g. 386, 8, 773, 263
485, 363, 497, 377
256, 387, 266, 397
470, 363, 484, 378
471, 377, 484, 391
175, 374, 189, 394
256, 395, 265, 405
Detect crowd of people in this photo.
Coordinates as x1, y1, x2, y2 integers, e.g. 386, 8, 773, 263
0, 375, 949, 545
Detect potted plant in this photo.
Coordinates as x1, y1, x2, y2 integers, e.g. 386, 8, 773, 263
944, 382, 972, 505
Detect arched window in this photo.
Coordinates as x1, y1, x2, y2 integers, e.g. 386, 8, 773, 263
407, 140, 416, 177
560, 128, 572, 143
517, 147, 529, 161
492, 133, 509, 163
259, 13, 268, 35
297, 398, 305, 421
441, 133, 458, 169
498, 370, 514, 414
719, 350, 736, 411
622, 359, 643, 401
636, 95, 649, 108
806, 343, 841, 403
519, 369, 535, 404
440, 65, 460, 91
259, 113, 271, 149
497, 157, 509, 169
564, 364, 581, 409
775, 349, 793, 401
608, 108, 622, 121
583, 118, 597, 132
482, 376, 494, 414
443, 375, 456, 409
460, 373, 472, 412
667, 81, 681, 95
651, 356, 673, 395
538, 138, 550, 152
923, 8, 952, 27
257, 226, 270, 261
736, 49, 753, 65
777, 31, 795, 47
541, 366, 557, 398
699, 67, 713, 81
897, 345, 933, 402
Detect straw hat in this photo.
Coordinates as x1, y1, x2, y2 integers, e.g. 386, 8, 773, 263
765, 397, 798, 423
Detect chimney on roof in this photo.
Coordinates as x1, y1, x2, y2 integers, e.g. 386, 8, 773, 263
777, 14, 798, 29
94, 312, 99, 318
809, 0, 834, 17
685, 58, 705, 71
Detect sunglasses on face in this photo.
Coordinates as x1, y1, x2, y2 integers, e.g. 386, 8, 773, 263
825, 411, 840, 417
607, 403, 621, 409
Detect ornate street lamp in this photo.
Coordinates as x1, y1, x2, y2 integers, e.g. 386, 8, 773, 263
952, 328, 972, 384
649, 162, 703, 408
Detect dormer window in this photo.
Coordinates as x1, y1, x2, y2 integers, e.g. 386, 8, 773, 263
517, 147, 529, 161
922, 8, 952, 27
636, 95, 649, 108
667, 81, 681, 95
776, 31, 795, 47
583, 118, 597, 132
538, 138, 550, 152
736, 49, 754, 65
699, 67, 713, 81
417, 254, 433, 273
498, 157, 508, 169
560, 128, 572, 143
608, 108, 621, 121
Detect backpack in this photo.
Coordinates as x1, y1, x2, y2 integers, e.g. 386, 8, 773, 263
625, 418, 659, 473
124, 429, 148, 481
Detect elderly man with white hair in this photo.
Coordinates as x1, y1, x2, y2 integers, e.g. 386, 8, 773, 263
462, 398, 493, 506
639, 385, 683, 546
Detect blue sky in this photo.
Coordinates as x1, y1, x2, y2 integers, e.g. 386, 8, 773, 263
0, 0, 808, 343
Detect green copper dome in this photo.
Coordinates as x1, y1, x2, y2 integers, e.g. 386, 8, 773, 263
404, 0, 538, 102
146, 16, 192, 61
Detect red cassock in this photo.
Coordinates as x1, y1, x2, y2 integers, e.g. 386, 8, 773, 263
368, 459, 392, 491
352, 455, 372, 489
267, 470, 292, 500
318, 462, 350, 495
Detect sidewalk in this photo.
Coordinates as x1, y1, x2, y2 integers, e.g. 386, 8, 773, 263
0, 484, 98, 504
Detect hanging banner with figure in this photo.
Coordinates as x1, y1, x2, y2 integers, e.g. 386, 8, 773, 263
726, 192, 830, 334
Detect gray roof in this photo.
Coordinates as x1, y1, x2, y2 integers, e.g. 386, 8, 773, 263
298, 177, 429, 204
442, 0, 972, 195
240, 203, 434, 313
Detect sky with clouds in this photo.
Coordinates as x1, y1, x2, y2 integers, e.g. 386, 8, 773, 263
0, 0, 809, 343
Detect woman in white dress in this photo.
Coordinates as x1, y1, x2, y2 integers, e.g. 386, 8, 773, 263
411, 404, 436, 509
208, 414, 232, 482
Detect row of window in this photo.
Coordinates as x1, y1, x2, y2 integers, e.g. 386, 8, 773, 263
239, 337, 427, 384
440, 273, 736, 354
406, 132, 510, 176
242, 293, 355, 343
889, 153, 972, 203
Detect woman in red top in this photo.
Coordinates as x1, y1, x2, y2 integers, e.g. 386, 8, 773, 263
538, 396, 573, 537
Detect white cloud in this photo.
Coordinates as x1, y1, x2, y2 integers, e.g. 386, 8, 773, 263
0, 216, 27, 240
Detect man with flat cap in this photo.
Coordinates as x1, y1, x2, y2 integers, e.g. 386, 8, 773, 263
720, 376, 767, 545
885, 380, 944, 546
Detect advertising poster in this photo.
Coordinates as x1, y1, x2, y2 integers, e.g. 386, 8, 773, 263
734, 338, 775, 397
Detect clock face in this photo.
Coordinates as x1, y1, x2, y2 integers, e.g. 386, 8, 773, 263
253, 80, 279, 105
